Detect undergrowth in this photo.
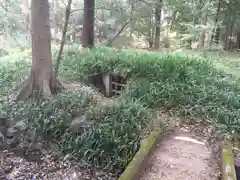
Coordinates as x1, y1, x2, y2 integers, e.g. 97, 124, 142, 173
0, 45, 240, 174
59, 46, 240, 134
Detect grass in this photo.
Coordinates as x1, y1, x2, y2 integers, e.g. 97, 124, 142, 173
1, 45, 240, 175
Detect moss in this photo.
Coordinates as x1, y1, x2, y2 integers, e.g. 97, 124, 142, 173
118, 127, 162, 180
221, 140, 237, 180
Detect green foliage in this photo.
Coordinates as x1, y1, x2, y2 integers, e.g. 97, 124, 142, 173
0, 47, 155, 174
1, 46, 240, 174
61, 101, 152, 171
4, 90, 152, 173
59, 46, 240, 135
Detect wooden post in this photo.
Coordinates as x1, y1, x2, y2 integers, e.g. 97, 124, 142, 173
102, 72, 112, 97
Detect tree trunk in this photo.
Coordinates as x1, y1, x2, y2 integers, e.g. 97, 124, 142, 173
24, 0, 31, 47
229, 22, 234, 51
224, 24, 230, 50
148, 29, 153, 48
170, 10, 177, 30
82, 0, 95, 48
237, 32, 240, 50
210, 0, 221, 45
55, 0, 72, 76
17, 0, 61, 100
129, 0, 135, 38
198, 13, 208, 48
214, 27, 220, 44
154, 0, 162, 49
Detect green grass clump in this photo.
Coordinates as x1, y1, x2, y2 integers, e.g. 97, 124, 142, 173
61, 100, 152, 172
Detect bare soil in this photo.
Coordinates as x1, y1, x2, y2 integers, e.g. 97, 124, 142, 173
140, 127, 221, 180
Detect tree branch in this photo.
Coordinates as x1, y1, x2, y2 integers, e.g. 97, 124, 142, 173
55, 0, 72, 76
61, 0, 67, 8
105, 21, 130, 46
70, 6, 119, 14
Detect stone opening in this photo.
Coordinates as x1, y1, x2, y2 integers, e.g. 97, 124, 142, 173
89, 71, 127, 97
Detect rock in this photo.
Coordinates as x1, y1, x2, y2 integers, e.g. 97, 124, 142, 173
0, 125, 5, 134
6, 118, 16, 128
6, 127, 19, 138
70, 114, 91, 132
13, 121, 27, 131
29, 142, 42, 150
0, 117, 7, 126
0, 132, 4, 144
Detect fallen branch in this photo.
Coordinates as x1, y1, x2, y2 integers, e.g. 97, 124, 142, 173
55, 0, 72, 76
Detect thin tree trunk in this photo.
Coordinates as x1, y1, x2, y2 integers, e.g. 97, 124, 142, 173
55, 0, 72, 77
224, 24, 230, 50
210, 0, 221, 45
237, 32, 240, 50
129, 0, 135, 38
229, 22, 234, 51
17, 0, 61, 100
170, 10, 177, 30
82, 0, 95, 48
198, 13, 208, 48
154, 0, 162, 49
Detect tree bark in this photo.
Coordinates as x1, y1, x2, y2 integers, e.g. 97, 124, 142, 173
210, 0, 221, 45
55, 0, 72, 77
154, 0, 162, 49
237, 32, 240, 50
129, 0, 135, 38
17, 0, 61, 100
198, 13, 208, 48
82, 0, 95, 48
105, 21, 130, 46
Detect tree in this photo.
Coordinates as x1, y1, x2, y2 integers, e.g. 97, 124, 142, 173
82, 0, 95, 48
17, 0, 61, 100
154, 0, 162, 49
210, 0, 221, 45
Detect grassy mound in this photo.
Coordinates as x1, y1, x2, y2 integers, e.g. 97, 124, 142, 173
59, 46, 240, 134
1, 46, 240, 175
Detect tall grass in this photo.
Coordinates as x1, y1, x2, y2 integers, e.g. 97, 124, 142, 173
59, 46, 240, 134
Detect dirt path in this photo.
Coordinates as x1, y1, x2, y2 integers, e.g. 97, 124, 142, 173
140, 128, 220, 180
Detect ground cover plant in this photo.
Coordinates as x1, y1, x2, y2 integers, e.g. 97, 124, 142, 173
1, 46, 240, 175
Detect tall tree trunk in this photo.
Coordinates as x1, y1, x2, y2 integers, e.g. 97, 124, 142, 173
17, 0, 61, 100
154, 0, 162, 49
82, 0, 95, 48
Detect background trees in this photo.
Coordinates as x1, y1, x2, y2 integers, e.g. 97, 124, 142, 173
0, 0, 239, 54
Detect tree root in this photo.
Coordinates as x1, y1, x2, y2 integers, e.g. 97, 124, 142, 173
17, 73, 63, 101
